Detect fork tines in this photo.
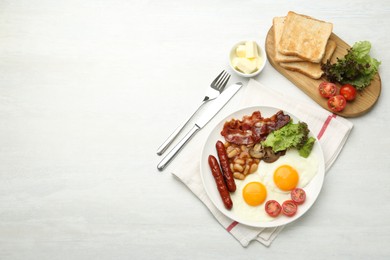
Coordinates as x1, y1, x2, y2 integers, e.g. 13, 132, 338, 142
213, 70, 231, 91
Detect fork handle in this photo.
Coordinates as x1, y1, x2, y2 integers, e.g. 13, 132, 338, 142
157, 125, 200, 171
156, 100, 206, 155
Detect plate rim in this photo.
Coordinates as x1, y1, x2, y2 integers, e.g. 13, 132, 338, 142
200, 105, 326, 228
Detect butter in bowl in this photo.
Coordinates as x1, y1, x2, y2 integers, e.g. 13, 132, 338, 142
229, 40, 267, 77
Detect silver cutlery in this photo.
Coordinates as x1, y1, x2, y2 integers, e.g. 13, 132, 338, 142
157, 82, 243, 171
156, 70, 231, 155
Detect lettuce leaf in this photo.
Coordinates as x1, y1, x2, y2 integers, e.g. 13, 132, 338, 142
261, 121, 309, 153
262, 121, 316, 158
298, 137, 316, 158
353, 41, 371, 60
322, 41, 381, 90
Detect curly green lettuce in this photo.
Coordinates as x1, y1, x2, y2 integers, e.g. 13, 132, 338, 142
261, 121, 315, 158
298, 136, 316, 158
261, 121, 310, 153
322, 41, 381, 90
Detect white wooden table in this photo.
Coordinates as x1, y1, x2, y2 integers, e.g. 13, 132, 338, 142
0, 0, 389, 259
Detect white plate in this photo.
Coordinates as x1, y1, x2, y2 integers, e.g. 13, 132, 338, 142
200, 106, 325, 228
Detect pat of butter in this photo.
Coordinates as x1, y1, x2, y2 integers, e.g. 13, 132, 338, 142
245, 41, 258, 59
232, 57, 257, 74
236, 45, 246, 57
231, 41, 263, 75
255, 56, 263, 69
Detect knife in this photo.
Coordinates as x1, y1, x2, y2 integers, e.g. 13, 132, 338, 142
157, 82, 243, 171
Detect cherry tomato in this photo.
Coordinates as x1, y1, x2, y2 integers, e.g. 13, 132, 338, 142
327, 95, 347, 112
265, 200, 282, 217
318, 82, 337, 98
291, 188, 306, 205
282, 200, 298, 217
340, 84, 357, 101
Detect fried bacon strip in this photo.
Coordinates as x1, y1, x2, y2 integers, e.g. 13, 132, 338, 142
220, 110, 290, 145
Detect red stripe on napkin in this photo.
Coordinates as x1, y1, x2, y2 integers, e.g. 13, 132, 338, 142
227, 221, 239, 232
317, 114, 337, 140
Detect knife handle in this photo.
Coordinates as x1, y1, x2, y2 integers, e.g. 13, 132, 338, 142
156, 101, 206, 155
157, 125, 200, 171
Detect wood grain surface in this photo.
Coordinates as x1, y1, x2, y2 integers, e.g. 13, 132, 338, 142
265, 26, 381, 117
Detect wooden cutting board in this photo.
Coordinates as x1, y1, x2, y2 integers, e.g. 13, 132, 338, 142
265, 26, 381, 117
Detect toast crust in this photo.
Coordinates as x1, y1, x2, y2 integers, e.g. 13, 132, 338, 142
280, 40, 337, 79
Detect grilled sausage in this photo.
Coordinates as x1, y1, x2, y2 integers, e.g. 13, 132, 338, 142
208, 155, 233, 210
215, 141, 236, 192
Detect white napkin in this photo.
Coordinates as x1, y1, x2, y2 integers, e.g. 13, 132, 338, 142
171, 79, 353, 247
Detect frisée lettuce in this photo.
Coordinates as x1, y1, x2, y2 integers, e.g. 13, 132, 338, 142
321, 41, 381, 90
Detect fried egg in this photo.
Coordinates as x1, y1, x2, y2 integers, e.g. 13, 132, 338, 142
230, 149, 318, 223
259, 149, 319, 194
231, 173, 276, 222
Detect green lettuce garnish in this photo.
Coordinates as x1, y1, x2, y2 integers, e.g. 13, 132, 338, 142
322, 41, 381, 90
261, 121, 313, 155
298, 137, 316, 158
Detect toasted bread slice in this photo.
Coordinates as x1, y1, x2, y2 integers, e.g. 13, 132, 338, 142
278, 11, 333, 63
280, 39, 337, 79
273, 16, 303, 62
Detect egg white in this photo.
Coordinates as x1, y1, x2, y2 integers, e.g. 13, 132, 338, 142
231, 174, 271, 222
259, 149, 319, 194
230, 148, 318, 223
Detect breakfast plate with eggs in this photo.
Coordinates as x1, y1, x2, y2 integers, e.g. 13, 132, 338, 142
200, 106, 325, 228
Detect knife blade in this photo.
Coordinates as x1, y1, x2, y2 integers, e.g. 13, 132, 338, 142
157, 82, 243, 171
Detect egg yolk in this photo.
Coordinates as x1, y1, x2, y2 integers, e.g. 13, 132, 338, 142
274, 165, 299, 191
242, 182, 267, 206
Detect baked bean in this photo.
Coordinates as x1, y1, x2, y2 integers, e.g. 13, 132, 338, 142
233, 172, 245, 180
227, 149, 238, 158
233, 163, 244, 172
230, 163, 234, 172
226, 146, 233, 153
239, 151, 250, 159
240, 145, 249, 152
234, 158, 245, 165
243, 165, 250, 175
249, 163, 258, 174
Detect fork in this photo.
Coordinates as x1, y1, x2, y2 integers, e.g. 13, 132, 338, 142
156, 70, 231, 155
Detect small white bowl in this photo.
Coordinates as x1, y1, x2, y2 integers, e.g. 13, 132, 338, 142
229, 40, 267, 78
